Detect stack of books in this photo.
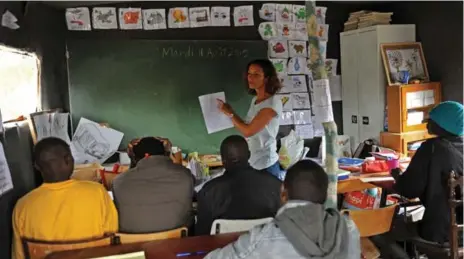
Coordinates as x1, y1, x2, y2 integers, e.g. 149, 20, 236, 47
344, 11, 393, 31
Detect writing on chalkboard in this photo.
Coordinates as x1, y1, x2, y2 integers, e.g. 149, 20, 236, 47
160, 46, 249, 59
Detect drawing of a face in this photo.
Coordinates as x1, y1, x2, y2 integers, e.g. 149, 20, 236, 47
238, 10, 249, 23
213, 12, 227, 19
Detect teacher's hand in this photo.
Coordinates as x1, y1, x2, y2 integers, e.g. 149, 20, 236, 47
217, 99, 234, 117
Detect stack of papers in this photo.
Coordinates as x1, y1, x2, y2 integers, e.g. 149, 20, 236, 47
344, 11, 393, 31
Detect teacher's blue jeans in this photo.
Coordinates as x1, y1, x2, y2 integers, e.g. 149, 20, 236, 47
265, 162, 285, 181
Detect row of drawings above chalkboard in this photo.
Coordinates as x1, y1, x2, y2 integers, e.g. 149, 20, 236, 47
65, 6, 256, 31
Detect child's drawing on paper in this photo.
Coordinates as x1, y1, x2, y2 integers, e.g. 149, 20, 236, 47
211, 6, 230, 26
119, 8, 143, 30
289, 41, 308, 57
233, 5, 254, 26
259, 3, 276, 21
268, 40, 289, 58
270, 58, 288, 74
277, 23, 294, 39
168, 7, 189, 28
317, 24, 329, 41
189, 7, 210, 27
277, 94, 293, 111
258, 22, 277, 40
316, 6, 327, 25
143, 9, 166, 30
290, 75, 308, 92
293, 23, 307, 41
280, 111, 294, 125
325, 59, 338, 76
276, 4, 293, 23
288, 57, 306, 75
278, 75, 292, 93
293, 5, 306, 23
292, 93, 311, 109
66, 7, 91, 31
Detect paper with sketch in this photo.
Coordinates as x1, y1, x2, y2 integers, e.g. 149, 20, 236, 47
34, 113, 71, 143
312, 79, 334, 123
329, 75, 342, 101
71, 118, 124, 164
199, 92, 233, 134
0, 142, 13, 197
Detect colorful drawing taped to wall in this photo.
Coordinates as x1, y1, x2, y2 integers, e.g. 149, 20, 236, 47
325, 59, 338, 76
66, 7, 91, 31
143, 9, 167, 30
288, 57, 306, 75
293, 23, 307, 41
290, 75, 308, 92
233, 5, 254, 27
270, 58, 288, 74
319, 40, 327, 60
259, 3, 276, 21
189, 7, 210, 27
292, 93, 311, 109
316, 6, 327, 25
317, 24, 329, 41
277, 23, 294, 39
258, 22, 277, 40
211, 6, 230, 27
92, 7, 117, 29
268, 40, 288, 58
276, 4, 293, 23
277, 94, 293, 111
168, 7, 189, 28
289, 41, 308, 57
293, 5, 306, 23
119, 8, 143, 30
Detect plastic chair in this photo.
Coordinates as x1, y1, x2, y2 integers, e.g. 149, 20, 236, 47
117, 227, 188, 244
22, 235, 115, 259
210, 218, 274, 235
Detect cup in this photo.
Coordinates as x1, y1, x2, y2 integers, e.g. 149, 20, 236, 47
386, 159, 400, 170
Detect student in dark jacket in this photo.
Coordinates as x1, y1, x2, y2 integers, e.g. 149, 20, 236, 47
196, 135, 282, 236
392, 101, 463, 244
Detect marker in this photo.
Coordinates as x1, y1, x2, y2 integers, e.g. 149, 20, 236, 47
176, 251, 208, 257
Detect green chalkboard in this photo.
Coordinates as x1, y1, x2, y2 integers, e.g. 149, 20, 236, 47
67, 40, 268, 154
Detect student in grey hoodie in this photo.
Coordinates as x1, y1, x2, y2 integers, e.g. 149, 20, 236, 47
205, 159, 360, 259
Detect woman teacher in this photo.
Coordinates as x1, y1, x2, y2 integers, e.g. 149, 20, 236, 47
217, 59, 283, 179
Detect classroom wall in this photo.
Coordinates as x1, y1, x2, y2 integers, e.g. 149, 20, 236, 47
0, 2, 66, 257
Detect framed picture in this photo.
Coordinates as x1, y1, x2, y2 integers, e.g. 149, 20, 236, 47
380, 42, 429, 86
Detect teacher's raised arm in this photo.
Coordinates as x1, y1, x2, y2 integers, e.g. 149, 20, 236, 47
217, 59, 283, 179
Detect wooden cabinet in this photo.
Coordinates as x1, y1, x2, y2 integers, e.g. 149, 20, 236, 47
340, 25, 416, 148
387, 82, 441, 133
380, 131, 434, 155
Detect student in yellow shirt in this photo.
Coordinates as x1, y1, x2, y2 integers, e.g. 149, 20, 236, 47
12, 137, 118, 259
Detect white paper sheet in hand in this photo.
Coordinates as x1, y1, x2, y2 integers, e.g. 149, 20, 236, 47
199, 92, 233, 134
71, 118, 124, 164
0, 142, 13, 197
34, 113, 71, 144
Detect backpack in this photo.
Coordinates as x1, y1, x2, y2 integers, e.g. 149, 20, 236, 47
353, 139, 380, 159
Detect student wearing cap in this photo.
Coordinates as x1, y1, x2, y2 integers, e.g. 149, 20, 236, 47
392, 101, 463, 244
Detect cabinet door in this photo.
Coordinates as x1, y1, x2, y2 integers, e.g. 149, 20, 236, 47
357, 30, 383, 143
340, 33, 360, 147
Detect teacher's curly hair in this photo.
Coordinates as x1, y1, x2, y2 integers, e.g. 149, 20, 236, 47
245, 59, 282, 95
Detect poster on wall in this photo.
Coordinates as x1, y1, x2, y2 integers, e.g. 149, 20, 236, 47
92, 7, 117, 29
233, 5, 254, 27
189, 7, 211, 27
66, 7, 92, 31
289, 41, 308, 57
142, 9, 167, 30
168, 7, 190, 28
276, 4, 293, 24
211, 6, 230, 27
259, 3, 276, 21
292, 5, 306, 24
258, 22, 277, 40
268, 40, 288, 58
287, 57, 307, 75
119, 8, 143, 30
277, 94, 293, 111
276, 23, 294, 40
270, 58, 288, 74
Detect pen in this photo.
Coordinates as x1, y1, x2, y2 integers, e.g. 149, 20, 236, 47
176, 251, 208, 257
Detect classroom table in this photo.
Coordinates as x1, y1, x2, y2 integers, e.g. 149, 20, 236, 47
46, 233, 241, 259
337, 172, 394, 194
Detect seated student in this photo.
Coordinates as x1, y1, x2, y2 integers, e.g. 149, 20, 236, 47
205, 159, 360, 259
12, 137, 117, 259
196, 135, 281, 236
392, 101, 463, 244
113, 137, 193, 233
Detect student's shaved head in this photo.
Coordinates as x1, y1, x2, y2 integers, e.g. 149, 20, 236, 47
33, 137, 74, 183
220, 135, 250, 169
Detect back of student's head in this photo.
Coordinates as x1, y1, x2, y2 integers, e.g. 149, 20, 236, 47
132, 137, 165, 163
33, 137, 74, 183
220, 135, 250, 168
283, 160, 328, 204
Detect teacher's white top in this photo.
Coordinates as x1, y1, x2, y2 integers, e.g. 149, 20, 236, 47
245, 95, 282, 170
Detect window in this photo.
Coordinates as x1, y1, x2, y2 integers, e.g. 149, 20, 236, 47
0, 45, 40, 121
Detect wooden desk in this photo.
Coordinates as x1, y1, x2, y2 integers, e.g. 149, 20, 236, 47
337, 172, 394, 194
46, 233, 241, 259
